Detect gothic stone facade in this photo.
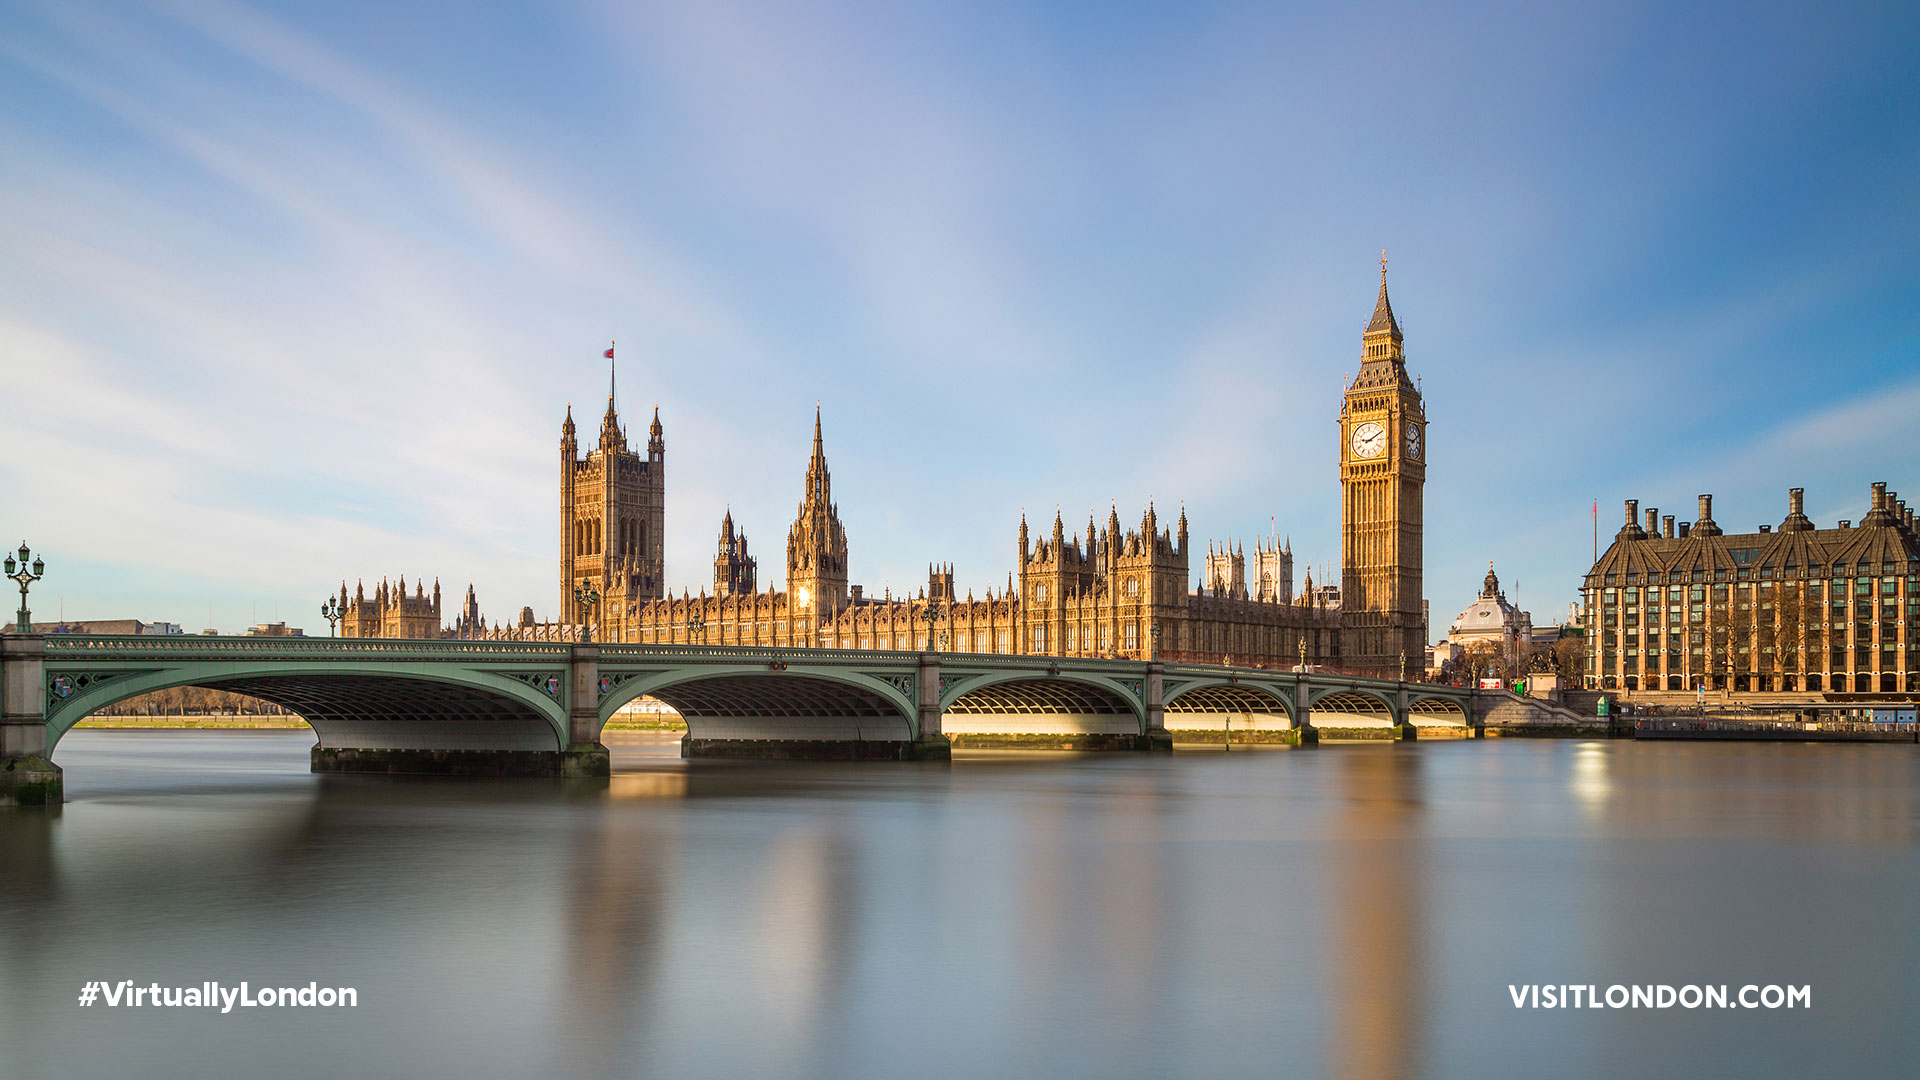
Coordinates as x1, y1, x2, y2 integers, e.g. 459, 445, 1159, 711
1584, 485, 1920, 693
582, 407, 1344, 668
336, 576, 444, 639
342, 264, 1424, 672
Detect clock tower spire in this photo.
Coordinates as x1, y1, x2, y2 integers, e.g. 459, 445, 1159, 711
1339, 254, 1427, 674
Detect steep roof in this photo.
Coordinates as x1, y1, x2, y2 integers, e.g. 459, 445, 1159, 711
1366, 267, 1400, 336
1586, 486, 1919, 586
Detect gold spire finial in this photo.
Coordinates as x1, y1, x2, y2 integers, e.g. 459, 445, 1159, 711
1380, 249, 1388, 276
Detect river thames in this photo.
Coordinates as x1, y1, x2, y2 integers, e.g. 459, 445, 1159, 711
1, 732, 1914, 1079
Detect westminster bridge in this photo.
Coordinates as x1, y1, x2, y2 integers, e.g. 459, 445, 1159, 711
0, 634, 1475, 804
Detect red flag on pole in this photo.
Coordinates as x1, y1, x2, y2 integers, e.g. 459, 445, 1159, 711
604, 342, 615, 359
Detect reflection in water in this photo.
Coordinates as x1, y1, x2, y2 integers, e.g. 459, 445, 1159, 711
1330, 747, 1426, 1080
608, 771, 690, 800
1571, 742, 1614, 810
1, 731, 1916, 1079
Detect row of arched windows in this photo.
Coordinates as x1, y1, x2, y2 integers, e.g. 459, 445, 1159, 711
573, 516, 648, 558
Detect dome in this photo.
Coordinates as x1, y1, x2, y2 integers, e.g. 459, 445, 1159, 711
1448, 562, 1531, 645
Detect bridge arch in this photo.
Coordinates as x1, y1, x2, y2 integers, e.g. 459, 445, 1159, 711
1406, 696, 1469, 727
1308, 689, 1398, 727
599, 665, 917, 743
1163, 680, 1296, 732
42, 662, 569, 753
939, 671, 1144, 738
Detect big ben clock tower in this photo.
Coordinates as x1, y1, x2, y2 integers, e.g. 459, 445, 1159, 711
1339, 255, 1426, 673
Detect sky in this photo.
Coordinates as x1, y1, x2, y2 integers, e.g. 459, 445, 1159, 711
1, 0, 1916, 636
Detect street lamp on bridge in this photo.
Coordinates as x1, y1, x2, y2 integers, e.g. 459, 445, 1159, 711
320, 595, 343, 637
922, 602, 945, 653
684, 613, 706, 647
5, 542, 45, 634
573, 580, 601, 643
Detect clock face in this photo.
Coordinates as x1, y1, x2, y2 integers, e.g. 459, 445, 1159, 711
1405, 424, 1422, 459
1351, 421, 1387, 459
795, 585, 811, 607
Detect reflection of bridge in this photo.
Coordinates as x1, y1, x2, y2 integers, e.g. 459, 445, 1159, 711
0, 634, 1476, 803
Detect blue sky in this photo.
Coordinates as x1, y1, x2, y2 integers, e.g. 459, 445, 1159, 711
1, 0, 1915, 635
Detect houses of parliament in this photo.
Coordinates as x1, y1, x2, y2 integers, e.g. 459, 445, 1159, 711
339, 263, 1429, 675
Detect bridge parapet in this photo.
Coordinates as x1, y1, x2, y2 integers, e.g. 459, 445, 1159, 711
42, 635, 573, 661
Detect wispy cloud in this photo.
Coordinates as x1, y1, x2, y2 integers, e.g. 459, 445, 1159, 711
1, 0, 1913, 633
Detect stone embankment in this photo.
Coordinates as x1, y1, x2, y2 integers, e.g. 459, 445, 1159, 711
1474, 691, 1612, 737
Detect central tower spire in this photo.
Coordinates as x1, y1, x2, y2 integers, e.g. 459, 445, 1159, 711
599, 340, 624, 449
788, 406, 849, 618
806, 404, 830, 504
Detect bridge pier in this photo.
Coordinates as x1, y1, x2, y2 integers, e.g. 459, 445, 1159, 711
1, 635, 60, 806
913, 652, 954, 759
1392, 686, 1418, 741
1142, 662, 1173, 752
562, 644, 612, 777
1292, 672, 1319, 746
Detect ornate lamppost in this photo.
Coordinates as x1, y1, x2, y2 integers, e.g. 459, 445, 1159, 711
320, 595, 343, 637
6, 542, 45, 633
923, 602, 945, 652
684, 613, 706, 647
1150, 624, 1162, 662
573, 579, 602, 643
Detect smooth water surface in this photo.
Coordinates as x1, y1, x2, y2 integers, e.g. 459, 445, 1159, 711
2, 731, 1915, 1079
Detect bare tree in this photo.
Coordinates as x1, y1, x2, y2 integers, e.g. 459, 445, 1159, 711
97, 686, 292, 717
1552, 636, 1587, 683
1462, 640, 1505, 683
